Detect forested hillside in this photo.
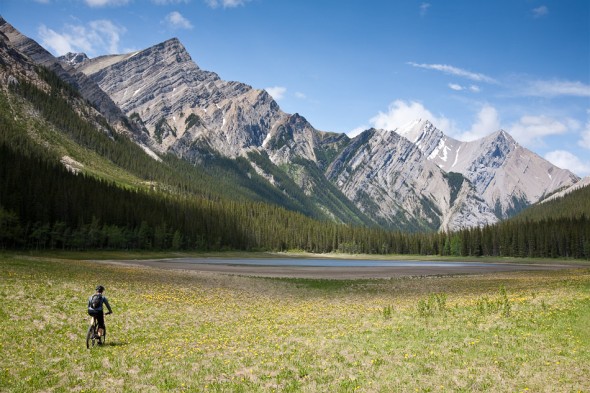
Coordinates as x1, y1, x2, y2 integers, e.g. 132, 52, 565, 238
515, 184, 590, 222
1, 59, 351, 218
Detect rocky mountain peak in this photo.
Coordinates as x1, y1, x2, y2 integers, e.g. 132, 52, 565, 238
59, 52, 89, 67
491, 129, 518, 151
154, 37, 194, 66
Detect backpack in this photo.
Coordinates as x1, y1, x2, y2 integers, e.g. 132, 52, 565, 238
90, 294, 102, 309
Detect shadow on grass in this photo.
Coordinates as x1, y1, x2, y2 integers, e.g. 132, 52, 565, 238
101, 341, 128, 347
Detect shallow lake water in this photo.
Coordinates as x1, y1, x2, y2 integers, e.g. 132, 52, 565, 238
165, 258, 510, 268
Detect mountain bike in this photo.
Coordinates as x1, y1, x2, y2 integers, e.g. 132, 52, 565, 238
86, 312, 111, 348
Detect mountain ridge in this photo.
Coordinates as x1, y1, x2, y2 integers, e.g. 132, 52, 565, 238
63, 35, 580, 230
395, 119, 579, 218
1, 16, 580, 231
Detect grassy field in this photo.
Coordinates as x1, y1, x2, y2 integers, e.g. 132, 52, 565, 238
1, 253, 589, 392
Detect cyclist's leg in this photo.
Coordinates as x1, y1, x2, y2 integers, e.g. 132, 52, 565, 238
97, 311, 105, 337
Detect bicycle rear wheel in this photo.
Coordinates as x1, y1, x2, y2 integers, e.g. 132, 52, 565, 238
86, 324, 95, 349
100, 326, 106, 345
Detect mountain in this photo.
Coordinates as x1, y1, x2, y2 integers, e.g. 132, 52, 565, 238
0, 18, 371, 227
68, 37, 373, 226
0, 17, 148, 143
325, 128, 497, 231
397, 119, 579, 218
1, 16, 581, 232
69, 37, 579, 230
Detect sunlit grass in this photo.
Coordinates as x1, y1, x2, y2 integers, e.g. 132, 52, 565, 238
1, 253, 588, 392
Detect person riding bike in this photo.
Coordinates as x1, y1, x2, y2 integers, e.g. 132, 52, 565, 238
88, 285, 112, 340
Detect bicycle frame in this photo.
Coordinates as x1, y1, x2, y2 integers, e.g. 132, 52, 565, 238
86, 314, 106, 348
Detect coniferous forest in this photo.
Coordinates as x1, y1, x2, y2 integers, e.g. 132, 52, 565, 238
0, 64, 589, 259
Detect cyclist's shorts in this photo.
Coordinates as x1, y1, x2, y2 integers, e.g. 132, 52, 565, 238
88, 310, 105, 329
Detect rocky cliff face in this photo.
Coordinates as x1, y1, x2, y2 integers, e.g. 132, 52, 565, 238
75, 38, 288, 158
397, 119, 579, 218
325, 129, 497, 230
22, 26, 579, 231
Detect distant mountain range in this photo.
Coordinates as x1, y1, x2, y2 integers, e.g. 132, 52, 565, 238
0, 16, 582, 232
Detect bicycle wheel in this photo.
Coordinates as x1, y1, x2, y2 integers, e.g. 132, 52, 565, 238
100, 326, 106, 345
86, 324, 95, 349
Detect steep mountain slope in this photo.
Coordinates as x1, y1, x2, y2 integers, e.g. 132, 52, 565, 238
540, 176, 590, 203
0, 17, 148, 143
325, 129, 497, 231
72, 38, 373, 226
74, 38, 285, 157
66, 39, 493, 230
515, 181, 590, 222
397, 119, 579, 218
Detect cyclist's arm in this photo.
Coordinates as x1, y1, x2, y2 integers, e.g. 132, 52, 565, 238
104, 297, 113, 313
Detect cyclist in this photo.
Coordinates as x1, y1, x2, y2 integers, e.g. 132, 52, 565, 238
88, 285, 113, 341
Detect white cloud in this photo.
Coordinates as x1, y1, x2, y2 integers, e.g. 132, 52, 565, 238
90, 20, 124, 53
38, 25, 75, 55
448, 83, 481, 93
545, 150, 590, 177
153, 0, 190, 4
85, 0, 130, 6
508, 115, 570, 147
420, 3, 431, 17
265, 86, 287, 100
532, 5, 549, 18
205, 0, 250, 8
369, 100, 453, 133
38, 20, 125, 56
455, 105, 501, 141
408, 62, 497, 84
347, 125, 369, 138
524, 80, 590, 98
164, 11, 193, 29
295, 92, 307, 99
580, 128, 590, 149
578, 111, 590, 149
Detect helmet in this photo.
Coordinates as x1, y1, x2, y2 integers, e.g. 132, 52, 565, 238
96, 285, 105, 292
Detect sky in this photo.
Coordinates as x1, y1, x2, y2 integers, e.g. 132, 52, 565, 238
1, 0, 590, 176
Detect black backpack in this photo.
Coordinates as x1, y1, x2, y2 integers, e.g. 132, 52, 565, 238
90, 294, 102, 309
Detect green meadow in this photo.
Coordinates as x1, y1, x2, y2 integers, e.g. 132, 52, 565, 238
1, 253, 589, 392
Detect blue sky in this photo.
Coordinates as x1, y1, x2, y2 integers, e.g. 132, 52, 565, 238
2, 0, 589, 176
